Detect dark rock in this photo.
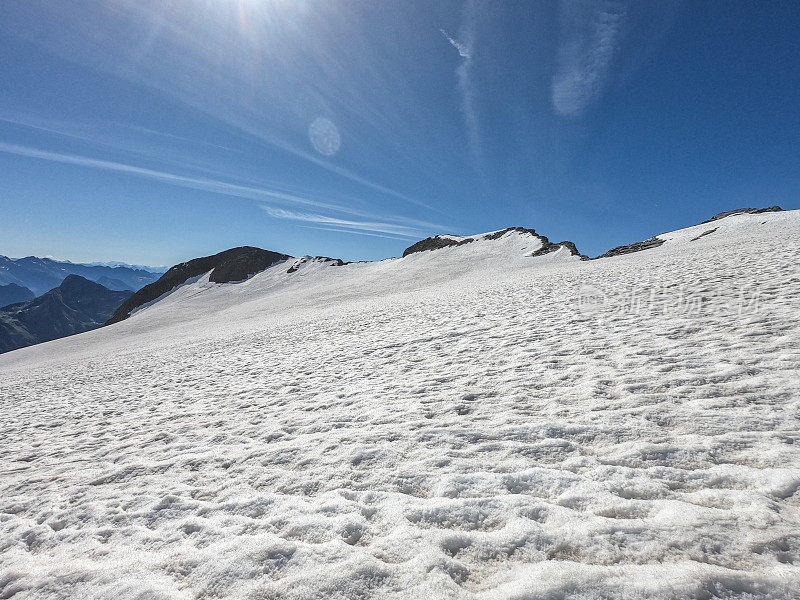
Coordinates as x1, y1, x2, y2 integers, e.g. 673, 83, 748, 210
559, 241, 586, 258
402, 227, 587, 259
402, 236, 474, 257
592, 206, 783, 259
208, 248, 290, 284
593, 236, 665, 259
530, 238, 589, 260
0, 275, 132, 354
287, 256, 346, 274
107, 246, 290, 325
690, 228, 718, 242
701, 206, 782, 224
529, 244, 561, 257
0, 283, 35, 309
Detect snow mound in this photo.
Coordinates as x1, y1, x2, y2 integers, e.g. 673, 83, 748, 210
1, 209, 799, 599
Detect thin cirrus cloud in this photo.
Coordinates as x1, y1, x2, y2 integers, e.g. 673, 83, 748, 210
0, 141, 442, 237
260, 206, 427, 239
0, 111, 379, 215
440, 29, 471, 58
297, 225, 416, 242
551, 0, 628, 117
0, 141, 325, 209
441, 0, 483, 163
3, 2, 439, 214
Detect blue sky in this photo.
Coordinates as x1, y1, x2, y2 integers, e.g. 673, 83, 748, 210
1, 1, 798, 265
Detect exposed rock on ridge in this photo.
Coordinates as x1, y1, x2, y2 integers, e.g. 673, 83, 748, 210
530, 239, 588, 260
286, 256, 346, 274
402, 227, 586, 259
402, 206, 785, 263
593, 236, 666, 259
107, 247, 290, 325
593, 206, 784, 259
701, 206, 782, 224
105, 205, 788, 329
401, 235, 475, 256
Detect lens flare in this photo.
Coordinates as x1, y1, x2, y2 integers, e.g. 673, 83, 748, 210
308, 117, 341, 156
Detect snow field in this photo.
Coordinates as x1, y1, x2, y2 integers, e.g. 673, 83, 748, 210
1, 213, 799, 599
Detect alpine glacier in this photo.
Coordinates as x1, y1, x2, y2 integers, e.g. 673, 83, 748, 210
1, 211, 799, 599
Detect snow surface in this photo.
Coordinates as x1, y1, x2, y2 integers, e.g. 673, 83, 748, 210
433, 230, 511, 243
1, 218, 799, 599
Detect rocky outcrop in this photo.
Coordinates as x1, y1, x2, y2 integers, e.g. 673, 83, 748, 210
690, 228, 718, 242
530, 238, 588, 260
401, 226, 666, 263
402, 227, 586, 259
592, 206, 783, 259
286, 256, 346, 274
397, 207, 790, 264
402, 235, 475, 257
701, 206, 782, 224
106, 247, 290, 325
0, 275, 132, 354
593, 236, 666, 259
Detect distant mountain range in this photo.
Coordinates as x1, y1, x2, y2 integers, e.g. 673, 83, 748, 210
81, 261, 168, 273
0, 275, 132, 354
0, 255, 162, 296
0, 283, 35, 308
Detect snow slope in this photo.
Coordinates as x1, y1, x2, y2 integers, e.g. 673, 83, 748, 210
1, 216, 799, 599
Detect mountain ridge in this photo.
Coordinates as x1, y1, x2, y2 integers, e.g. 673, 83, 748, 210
0, 255, 161, 296
405, 206, 785, 261
106, 246, 291, 325
0, 275, 132, 354
401, 227, 588, 259
0, 283, 35, 308
102, 205, 788, 328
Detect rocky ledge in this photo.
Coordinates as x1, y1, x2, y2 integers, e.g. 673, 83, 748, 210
701, 206, 782, 224
106, 246, 290, 325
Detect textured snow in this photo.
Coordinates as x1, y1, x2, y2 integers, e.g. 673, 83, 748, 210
1, 217, 799, 599
434, 230, 510, 242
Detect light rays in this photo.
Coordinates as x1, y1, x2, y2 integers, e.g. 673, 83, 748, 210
13, 0, 439, 211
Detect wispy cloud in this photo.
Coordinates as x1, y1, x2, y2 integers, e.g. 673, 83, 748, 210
0, 141, 449, 238
261, 207, 424, 238
297, 225, 415, 242
551, 0, 628, 117
440, 29, 471, 58
0, 111, 232, 154
0, 141, 320, 208
441, 0, 483, 163
5, 2, 441, 214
